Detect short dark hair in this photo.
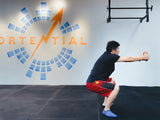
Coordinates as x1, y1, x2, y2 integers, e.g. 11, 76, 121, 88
106, 40, 120, 52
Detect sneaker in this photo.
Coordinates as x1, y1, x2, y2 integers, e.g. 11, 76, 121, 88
102, 109, 118, 118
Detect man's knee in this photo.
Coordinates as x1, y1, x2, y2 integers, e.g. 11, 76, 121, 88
111, 78, 115, 83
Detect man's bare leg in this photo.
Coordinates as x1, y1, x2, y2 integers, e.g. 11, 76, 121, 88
102, 84, 119, 118
102, 97, 107, 105
103, 79, 116, 106
104, 84, 119, 111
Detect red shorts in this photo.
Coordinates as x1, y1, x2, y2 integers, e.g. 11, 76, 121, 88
86, 78, 115, 97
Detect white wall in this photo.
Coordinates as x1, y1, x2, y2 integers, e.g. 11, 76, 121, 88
0, 0, 159, 86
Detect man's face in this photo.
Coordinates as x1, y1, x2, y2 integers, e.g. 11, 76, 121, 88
111, 47, 120, 55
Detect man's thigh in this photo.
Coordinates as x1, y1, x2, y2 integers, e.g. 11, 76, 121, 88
86, 80, 115, 97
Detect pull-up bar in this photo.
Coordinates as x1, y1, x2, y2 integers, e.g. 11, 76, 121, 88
107, 0, 153, 23
109, 6, 153, 10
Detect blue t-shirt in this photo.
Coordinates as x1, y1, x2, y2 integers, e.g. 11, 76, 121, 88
86, 51, 120, 83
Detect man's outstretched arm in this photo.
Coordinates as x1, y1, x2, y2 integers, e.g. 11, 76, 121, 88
117, 51, 150, 62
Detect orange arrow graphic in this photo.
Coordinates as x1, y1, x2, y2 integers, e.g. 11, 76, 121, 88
29, 7, 64, 61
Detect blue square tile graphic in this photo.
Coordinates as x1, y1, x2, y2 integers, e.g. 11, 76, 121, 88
17, 54, 23, 59
8, 23, 15, 30
46, 16, 50, 21
69, 57, 77, 64
36, 10, 40, 16
64, 54, 70, 59
21, 17, 27, 23
42, 61, 45, 65
22, 26, 27, 30
25, 55, 30, 59
67, 27, 72, 32
41, 67, 45, 72
60, 26, 64, 30
21, 8, 28, 15
64, 22, 70, 28
25, 14, 31, 20
61, 58, 66, 64
67, 49, 72, 54
37, 17, 41, 21
57, 55, 62, 59
20, 47, 25, 51
37, 60, 41, 65
33, 17, 37, 22
14, 49, 20, 54
46, 61, 50, 65
22, 51, 27, 56
42, 16, 45, 20
25, 22, 30, 27
32, 59, 37, 64
29, 64, 35, 70
72, 24, 80, 30
54, 57, 58, 62
15, 27, 20, 32
29, 20, 33, 24
60, 51, 64, 56
41, 73, 46, 80
65, 62, 72, 70
7, 51, 14, 58
62, 30, 67, 34
21, 30, 25, 33
41, 10, 47, 16
50, 59, 54, 64
20, 58, 26, 64
56, 62, 62, 68
26, 70, 33, 78
47, 66, 51, 72
35, 66, 40, 72
62, 47, 66, 51
47, 10, 51, 16
41, 2, 46, 9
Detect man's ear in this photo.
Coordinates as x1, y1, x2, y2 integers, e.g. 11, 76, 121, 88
111, 49, 114, 54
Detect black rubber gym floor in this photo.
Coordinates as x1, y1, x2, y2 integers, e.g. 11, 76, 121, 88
0, 85, 159, 120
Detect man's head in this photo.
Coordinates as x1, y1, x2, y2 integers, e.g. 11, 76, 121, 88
106, 41, 120, 55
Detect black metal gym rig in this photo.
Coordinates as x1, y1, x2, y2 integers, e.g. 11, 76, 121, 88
107, 0, 153, 23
